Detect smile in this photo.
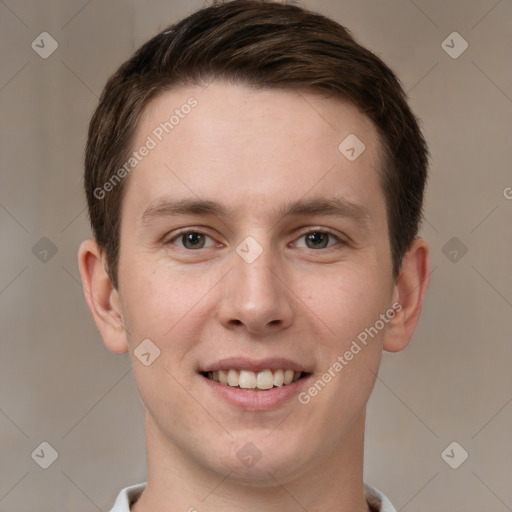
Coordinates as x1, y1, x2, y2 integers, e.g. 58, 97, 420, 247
204, 369, 306, 390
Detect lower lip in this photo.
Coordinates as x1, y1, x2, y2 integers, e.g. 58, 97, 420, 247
201, 374, 310, 410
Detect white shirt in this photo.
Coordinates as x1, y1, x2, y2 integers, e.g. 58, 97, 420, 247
109, 482, 397, 511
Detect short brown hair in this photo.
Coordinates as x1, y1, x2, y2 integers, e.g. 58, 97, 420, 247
85, 0, 428, 289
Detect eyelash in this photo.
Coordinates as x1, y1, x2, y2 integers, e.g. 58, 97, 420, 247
164, 228, 345, 251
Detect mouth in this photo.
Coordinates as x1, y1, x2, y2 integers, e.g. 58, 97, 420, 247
199, 357, 313, 409
202, 369, 309, 391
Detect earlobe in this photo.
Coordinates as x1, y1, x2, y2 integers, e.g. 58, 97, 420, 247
77, 239, 129, 354
383, 237, 430, 353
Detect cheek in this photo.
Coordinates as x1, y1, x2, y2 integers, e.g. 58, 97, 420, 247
120, 263, 209, 428
295, 265, 392, 417
120, 253, 183, 322
296, 272, 389, 437
118, 256, 218, 359
299, 264, 391, 346
129, 355, 209, 452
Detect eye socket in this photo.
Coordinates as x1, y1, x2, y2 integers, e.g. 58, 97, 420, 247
167, 231, 217, 250
294, 230, 341, 249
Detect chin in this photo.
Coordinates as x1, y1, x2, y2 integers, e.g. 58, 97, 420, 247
207, 435, 311, 486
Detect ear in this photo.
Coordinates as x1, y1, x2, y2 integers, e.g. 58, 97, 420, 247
78, 239, 129, 354
383, 237, 430, 353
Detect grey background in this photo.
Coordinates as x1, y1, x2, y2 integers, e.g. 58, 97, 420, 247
1, 0, 511, 510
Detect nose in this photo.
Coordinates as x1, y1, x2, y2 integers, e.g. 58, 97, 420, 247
216, 242, 295, 336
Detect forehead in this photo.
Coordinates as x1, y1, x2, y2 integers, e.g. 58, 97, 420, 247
122, 81, 386, 226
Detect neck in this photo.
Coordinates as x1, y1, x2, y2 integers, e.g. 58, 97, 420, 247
132, 410, 370, 512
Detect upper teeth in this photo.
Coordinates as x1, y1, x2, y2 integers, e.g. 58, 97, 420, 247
207, 369, 302, 389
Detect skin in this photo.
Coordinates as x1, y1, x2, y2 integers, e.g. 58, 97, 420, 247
79, 81, 429, 512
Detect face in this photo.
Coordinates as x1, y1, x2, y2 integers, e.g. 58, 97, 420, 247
115, 81, 397, 483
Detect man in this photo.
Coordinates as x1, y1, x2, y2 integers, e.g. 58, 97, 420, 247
78, 1, 430, 511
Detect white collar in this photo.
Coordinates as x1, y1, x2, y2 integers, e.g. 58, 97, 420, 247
109, 482, 397, 511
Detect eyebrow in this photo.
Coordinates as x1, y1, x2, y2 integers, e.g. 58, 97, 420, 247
140, 196, 370, 226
